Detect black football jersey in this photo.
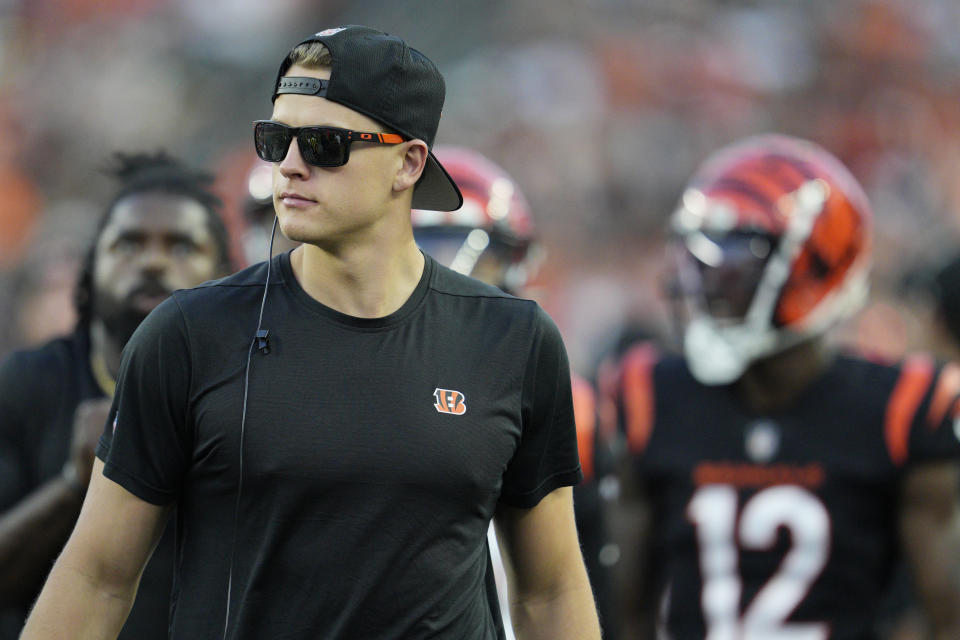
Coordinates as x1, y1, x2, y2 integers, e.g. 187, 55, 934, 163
616, 345, 960, 639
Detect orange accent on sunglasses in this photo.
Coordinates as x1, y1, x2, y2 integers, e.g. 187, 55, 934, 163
359, 132, 404, 144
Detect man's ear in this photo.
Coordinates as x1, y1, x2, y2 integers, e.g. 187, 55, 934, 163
394, 140, 429, 193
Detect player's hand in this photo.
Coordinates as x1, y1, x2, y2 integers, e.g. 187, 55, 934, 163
65, 397, 112, 493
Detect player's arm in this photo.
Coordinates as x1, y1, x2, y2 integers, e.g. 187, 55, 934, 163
899, 460, 960, 640
494, 486, 602, 640
603, 341, 659, 638
609, 458, 656, 639
0, 475, 86, 605
20, 458, 169, 639
0, 399, 112, 605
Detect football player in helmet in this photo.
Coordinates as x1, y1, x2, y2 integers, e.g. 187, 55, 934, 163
612, 134, 960, 638
412, 145, 620, 639
410, 145, 538, 296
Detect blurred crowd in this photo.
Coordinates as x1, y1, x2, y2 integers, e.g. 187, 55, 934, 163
1, 0, 960, 371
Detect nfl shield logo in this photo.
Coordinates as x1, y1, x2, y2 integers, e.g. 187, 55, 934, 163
745, 420, 780, 464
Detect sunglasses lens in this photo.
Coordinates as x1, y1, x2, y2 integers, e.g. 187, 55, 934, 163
298, 128, 348, 167
254, 123, 351, 167
255, 122, 292, 162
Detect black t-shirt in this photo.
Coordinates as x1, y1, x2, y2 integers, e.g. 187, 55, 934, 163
616, 347, 960, 639
97, 251, 582, 640
0, 331, 172, 640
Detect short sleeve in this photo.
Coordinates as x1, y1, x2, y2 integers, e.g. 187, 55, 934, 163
498, 305, 582, 508
95, 296, 193, 505
908, 360, 960, 464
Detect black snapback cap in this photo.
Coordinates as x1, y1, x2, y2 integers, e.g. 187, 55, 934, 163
272, 25, 463, 212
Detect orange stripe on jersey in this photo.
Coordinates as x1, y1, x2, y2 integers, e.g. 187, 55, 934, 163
926, 362, 960, 430
621, 343, 658, 455
885, 354, 934, 466
572, 375, 596, 481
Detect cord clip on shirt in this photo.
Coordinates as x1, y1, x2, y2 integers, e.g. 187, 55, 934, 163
256, 329, 270, 355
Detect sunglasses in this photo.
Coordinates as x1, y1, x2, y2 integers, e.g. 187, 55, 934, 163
253, 120, 407, 167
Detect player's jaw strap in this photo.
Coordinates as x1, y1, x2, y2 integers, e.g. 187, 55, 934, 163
275, 77, 329, 99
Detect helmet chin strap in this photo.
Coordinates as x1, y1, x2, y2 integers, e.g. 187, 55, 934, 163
684, 316, 811, 385
685, 317, 773, 385
684, 317, 750, 385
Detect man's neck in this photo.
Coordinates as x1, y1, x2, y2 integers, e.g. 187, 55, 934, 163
291, 237, 425, 319
89, 321, 123, 395
735, 338, 834, 415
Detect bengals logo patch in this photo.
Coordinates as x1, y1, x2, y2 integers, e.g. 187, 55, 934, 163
433, 388, 467, 415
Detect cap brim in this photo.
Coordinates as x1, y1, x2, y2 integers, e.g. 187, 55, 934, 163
412, 152, 464, 211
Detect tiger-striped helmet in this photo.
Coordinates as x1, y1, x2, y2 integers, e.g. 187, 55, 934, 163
668, 134, 872, 384
411, 145, 538, 294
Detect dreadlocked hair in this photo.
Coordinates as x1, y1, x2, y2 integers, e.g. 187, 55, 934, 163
73, 150, 234, 329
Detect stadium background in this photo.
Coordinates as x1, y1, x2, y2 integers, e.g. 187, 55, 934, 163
1, 0, 959, 375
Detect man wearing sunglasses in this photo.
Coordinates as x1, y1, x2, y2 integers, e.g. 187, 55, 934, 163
22, 25, 601, 640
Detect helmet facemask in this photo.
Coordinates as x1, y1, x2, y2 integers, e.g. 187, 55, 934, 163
671, 173, 870, 385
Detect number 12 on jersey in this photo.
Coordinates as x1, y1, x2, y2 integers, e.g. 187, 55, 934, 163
686, 484, 831, 640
